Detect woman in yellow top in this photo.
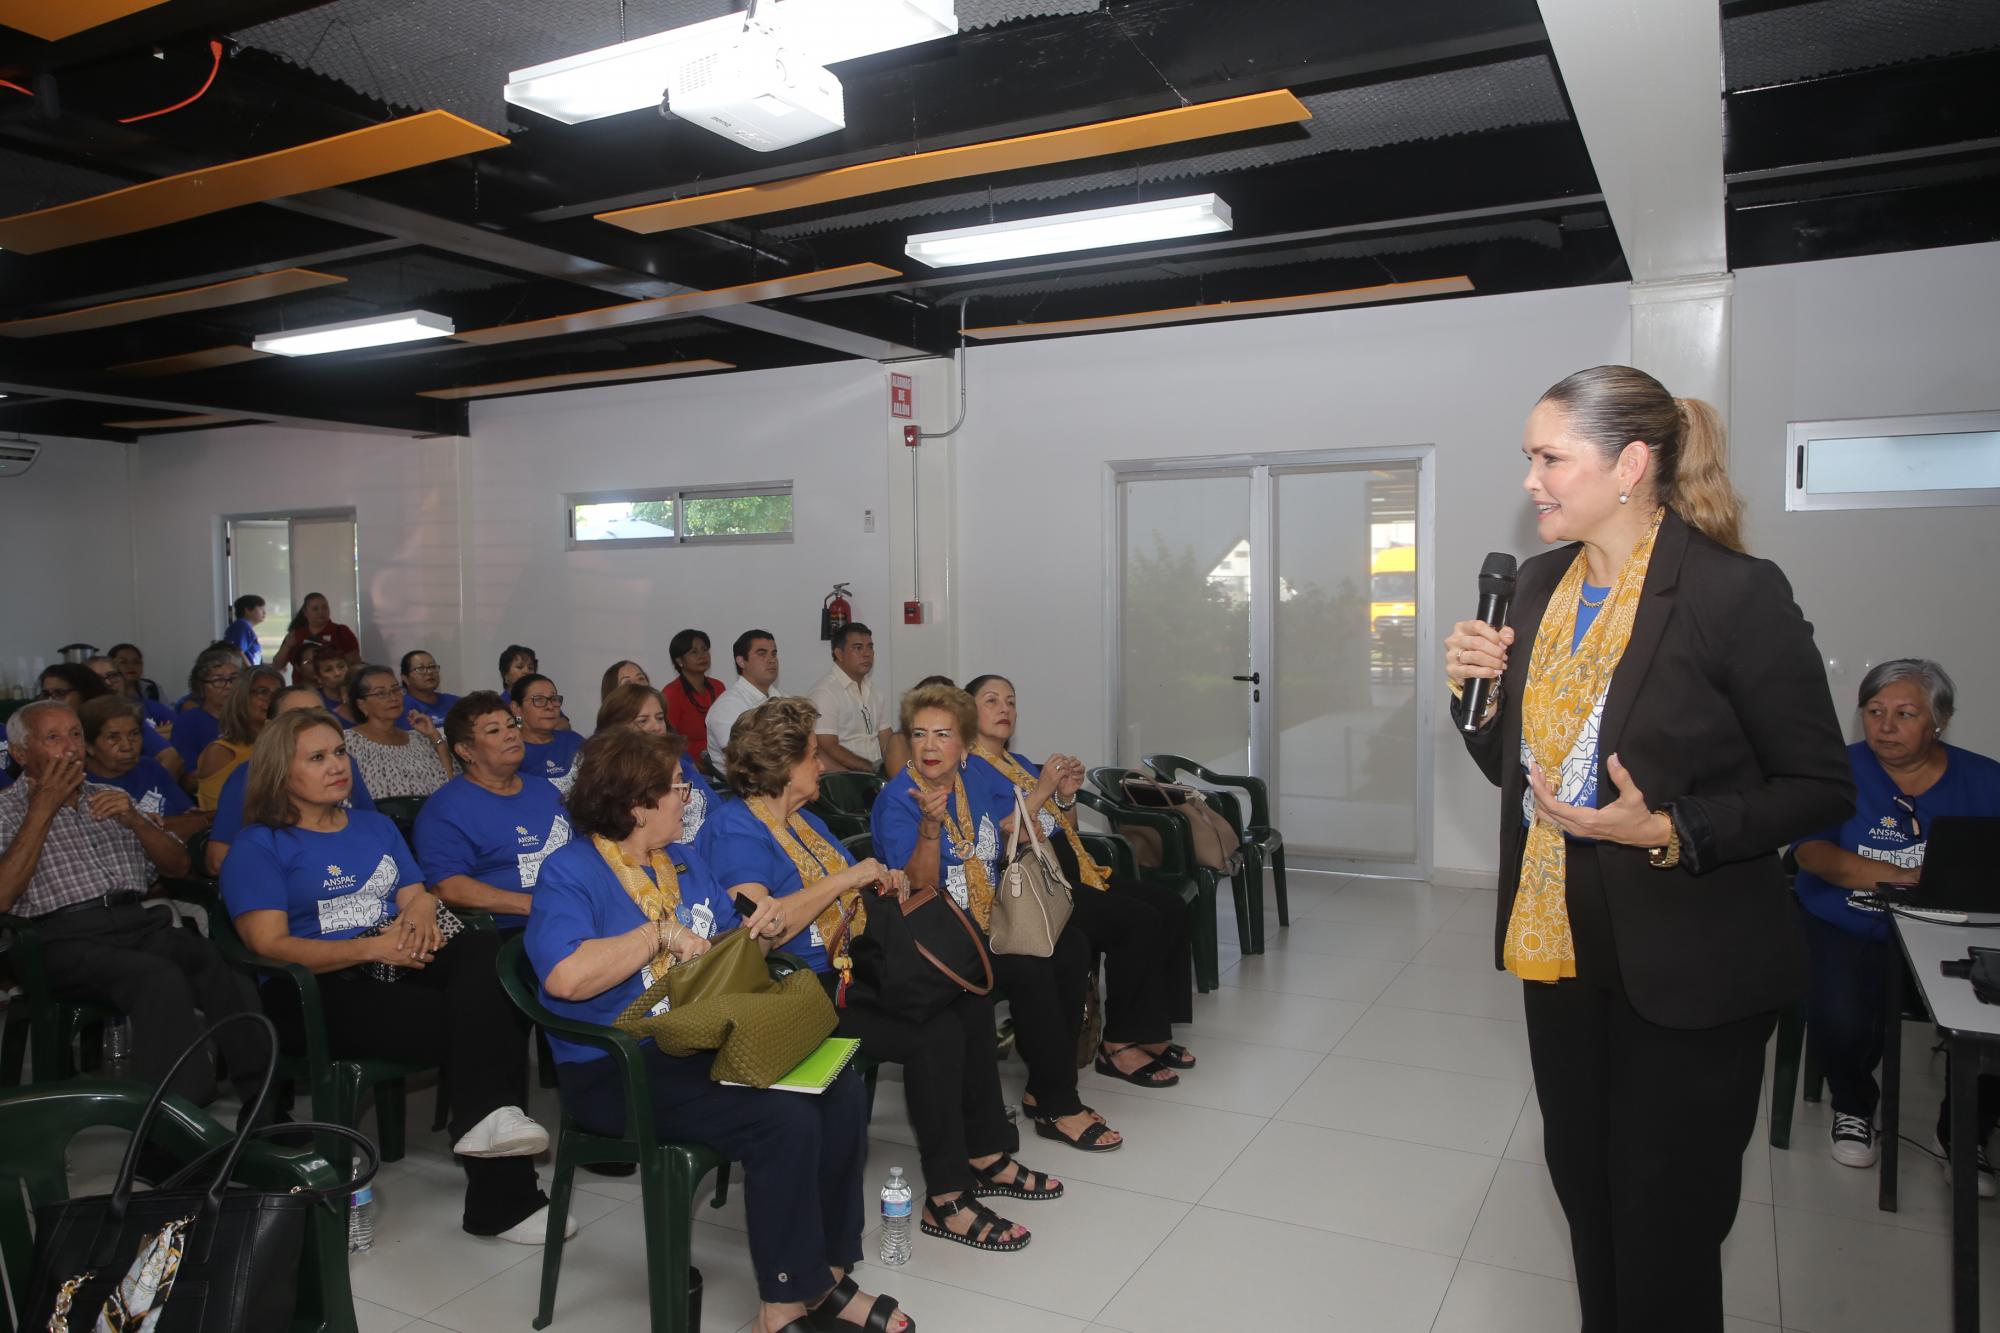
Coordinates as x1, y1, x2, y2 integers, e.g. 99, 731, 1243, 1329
195, 667, 284, 811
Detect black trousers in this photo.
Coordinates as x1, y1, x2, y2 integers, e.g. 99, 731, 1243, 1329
1115, 873, 1194, 1025
819, 972, 1017, 1198
558, 1044, 870, 1306
992, 920, 1091, 1118
264, 928, 544, 1235
1067, 882, 1171, 1045
1525, 969, 1772, 1333
1800, 909, 2000, 1138
38, 902, 268, 1105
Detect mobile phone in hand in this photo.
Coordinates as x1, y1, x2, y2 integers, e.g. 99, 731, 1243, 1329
732, 891, 758, 920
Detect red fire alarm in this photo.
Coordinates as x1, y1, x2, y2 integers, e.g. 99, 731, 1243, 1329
902, 424, 921, 447
904, 601, 925, 625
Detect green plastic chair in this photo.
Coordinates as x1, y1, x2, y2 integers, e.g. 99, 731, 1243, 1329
1143, 753, 1289, 946
0, 1079, 357, 1333
372, 795, 428, 845
207, 908, 427, 1164
1078, 780, 1224, 989
495, 934, 730, 1333
1, 910, 132, 1087
818, 771, 884, 817
804, 800, 868, 843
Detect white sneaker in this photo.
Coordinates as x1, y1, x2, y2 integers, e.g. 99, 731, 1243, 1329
1934, 1133, 2000, 1199
494, 1205, 579, 1245
453, 1106, 549, 1159
1830, 1112, 1878, 1168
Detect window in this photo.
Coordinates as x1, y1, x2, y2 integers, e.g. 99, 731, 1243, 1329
566, 482, 793, 549
1786, 412, 2000, 512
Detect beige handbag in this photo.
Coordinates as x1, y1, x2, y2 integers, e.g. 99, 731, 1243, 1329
988, 792, 1075, 957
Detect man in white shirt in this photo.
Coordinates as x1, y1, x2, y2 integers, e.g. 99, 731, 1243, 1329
806, 623, 904, 775
706, 629, 783, 777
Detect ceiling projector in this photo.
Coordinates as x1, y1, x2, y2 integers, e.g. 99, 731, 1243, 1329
664, 21, 844, 152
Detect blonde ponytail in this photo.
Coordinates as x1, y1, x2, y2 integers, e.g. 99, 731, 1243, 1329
1669, 397, 1744, 552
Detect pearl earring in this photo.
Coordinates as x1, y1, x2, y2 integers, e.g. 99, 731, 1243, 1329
1618, 492, 1629, 505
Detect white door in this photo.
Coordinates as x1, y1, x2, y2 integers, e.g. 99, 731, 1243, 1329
226, 511, 360, 661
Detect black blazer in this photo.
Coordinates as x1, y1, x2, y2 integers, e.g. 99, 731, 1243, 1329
1455, 508, 1854, 1029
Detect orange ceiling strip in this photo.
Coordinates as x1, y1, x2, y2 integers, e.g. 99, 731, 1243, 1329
0, 269, 346, 338
109, 344, 273, 376
598, 90, 1313, 234
962, 275, 1476, 340
455, 263, 900, 346
418, 358, 735, 400
102, 413, 250, 429
0, 110, 508, 254
0, 0, 167, 42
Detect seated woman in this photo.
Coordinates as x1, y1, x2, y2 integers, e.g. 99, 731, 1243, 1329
110, 642, 166, 704
597, 682, 719, 847
512, 674, 584, 792
224, 594, 267, 666
400, 649, 460, 730
195, 666, 284, 811
88, 655, 181, 761
712, 697, 1048, 1251
206, 685, 374, 875
345, 665, 452, 799
415, 692, 570, 928
80, 695, 211, 842
273, 590, 361, 681
600, 659, 651, 700
872, 683, 1125, 1153
526, 726, 910, 1333
1794, 658, 2000, 1182
166, 648, 239, 787
968, 673, 1197, 1076
221, 709, 556, 1243
664, 629, 725, 763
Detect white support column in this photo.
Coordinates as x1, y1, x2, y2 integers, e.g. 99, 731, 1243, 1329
884, 356, 959, 696
1630, 273, 1733, 422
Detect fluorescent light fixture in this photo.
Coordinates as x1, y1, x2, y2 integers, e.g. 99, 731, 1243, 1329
504, 0, 956, 125
253, 310, 455, 357
904, 193, 1233, 268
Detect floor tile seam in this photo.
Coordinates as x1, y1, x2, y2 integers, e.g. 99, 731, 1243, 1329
1178, 1194, 1478, 1262
1364, 997, 1529, 1026
1294, 1046, 1535, 1095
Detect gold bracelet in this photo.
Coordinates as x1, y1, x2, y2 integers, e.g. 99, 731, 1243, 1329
1647, 811, 1682, 869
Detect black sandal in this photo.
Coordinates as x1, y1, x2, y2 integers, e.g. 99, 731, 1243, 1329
1033, 1114, 1123, 1152
1020, 1100, 1105, 1126
1094, 1046, 1180, 1088
920, 1193, 1030, 1252
970, 1154, 1064, 1200
810, 1273, 917, 1331
1150, 1042, 1197, 1070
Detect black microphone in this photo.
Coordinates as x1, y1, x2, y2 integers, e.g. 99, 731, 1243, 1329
1460, 552, 1517, 733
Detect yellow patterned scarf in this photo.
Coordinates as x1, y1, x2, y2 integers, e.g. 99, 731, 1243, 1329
907, 764, 998, 929
1506, 509, 1663, 982
594, 832, 684, 980
744, 796, 868, 950
976, 747, 1109, 891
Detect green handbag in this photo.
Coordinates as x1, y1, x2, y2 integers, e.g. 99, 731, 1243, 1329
614, 930, 838, 1088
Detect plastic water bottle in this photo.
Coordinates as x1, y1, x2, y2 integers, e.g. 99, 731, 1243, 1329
102, 1018, 133, 1073
347, 1183, 376, 1253
878, 1167, 913, 1265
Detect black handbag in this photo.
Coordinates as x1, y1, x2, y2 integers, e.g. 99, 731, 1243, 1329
26, 1012, 380, 1332
833, 885, 994, 1023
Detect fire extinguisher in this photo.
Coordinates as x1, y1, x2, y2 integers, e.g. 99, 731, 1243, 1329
820, 583, 853, 641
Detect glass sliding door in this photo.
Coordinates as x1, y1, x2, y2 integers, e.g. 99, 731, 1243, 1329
226, 510, 360, 663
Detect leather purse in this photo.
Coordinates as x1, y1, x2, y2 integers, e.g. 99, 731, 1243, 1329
1118, 773, 1243, 872
988, 792, 1075, 958
615, 929, 838, 1089
26, 1013, 379, 1333
833, 883, 994, 1023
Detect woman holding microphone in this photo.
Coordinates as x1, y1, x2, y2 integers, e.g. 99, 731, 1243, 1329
1445, 365, 1852, 1333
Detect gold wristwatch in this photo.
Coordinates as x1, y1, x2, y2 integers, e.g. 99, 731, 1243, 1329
1647, 809, 1682, 869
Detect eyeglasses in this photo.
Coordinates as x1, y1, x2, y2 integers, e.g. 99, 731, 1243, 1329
249, 686, 277, 701
407, 664, 441, 675
1890, 793, 1923, 841
525, 694, 563, 709
206, 674, 241, 688
38, 686, 75, 701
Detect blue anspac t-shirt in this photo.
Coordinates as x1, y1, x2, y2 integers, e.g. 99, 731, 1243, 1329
224, 618, 263, 666
414, 774, 570, 927
165, 708, 221, 770
220, 810, 421, 941
872, 763, 1011, 917
92, 757, 192, 820
398, 691, 459, 731
1793, 741, 2000, 940
209, 756, 374, 850
703, 800, 851, 973
521, 731, 586, 792
523, 839, 741, 1064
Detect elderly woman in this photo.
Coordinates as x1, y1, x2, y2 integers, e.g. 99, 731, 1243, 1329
711, 697, 1050, 1251
345, 665, 452, 799
413, 692, 569, 928
400, 649, 459, 730
274, 591, 360, 680
664, 629, 725, 762
80, 696, 211, 842
967, 673, 1196, 1081
221, 709, 555, 1242
600, 659, 651, 700
512, 673, 584, 792
206, 686, 375, 876
88, 655, 180, 754
194, 666, 284, 811
872, 683, 1125, 1154
165, 647, 237, 785
597, 683, 719, 847
525, 726, 910, 1333
1794, 659, 2000, 1181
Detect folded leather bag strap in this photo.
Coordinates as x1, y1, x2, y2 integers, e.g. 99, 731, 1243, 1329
906, 886, 995, 996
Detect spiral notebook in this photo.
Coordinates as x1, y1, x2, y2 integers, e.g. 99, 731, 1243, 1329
721, 1037, 861, 1094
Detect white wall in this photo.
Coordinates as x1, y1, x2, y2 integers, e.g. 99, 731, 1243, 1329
0, 435, 138, 687
1733, 242, 2000, 760
128, 428, 464, 695
948, 283, 1634, 879
461, 360, 895, 709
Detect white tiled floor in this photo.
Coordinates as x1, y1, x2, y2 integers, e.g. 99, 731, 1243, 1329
64, 870, 1999, 1331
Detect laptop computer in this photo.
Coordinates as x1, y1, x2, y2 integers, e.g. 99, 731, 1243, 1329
1855, 815, 2000, 916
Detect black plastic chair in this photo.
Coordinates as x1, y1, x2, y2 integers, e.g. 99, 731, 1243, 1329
372, 794, 428, 845
1, 910, 133, 1086
1079, 778, 1227, 987
818, 771, 884, 818
1144, 752, 1289, 942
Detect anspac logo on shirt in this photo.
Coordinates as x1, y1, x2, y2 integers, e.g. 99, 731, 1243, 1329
324, 863, 359, 891
515, 824, 537, 847
1868, 816, 1910, 846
